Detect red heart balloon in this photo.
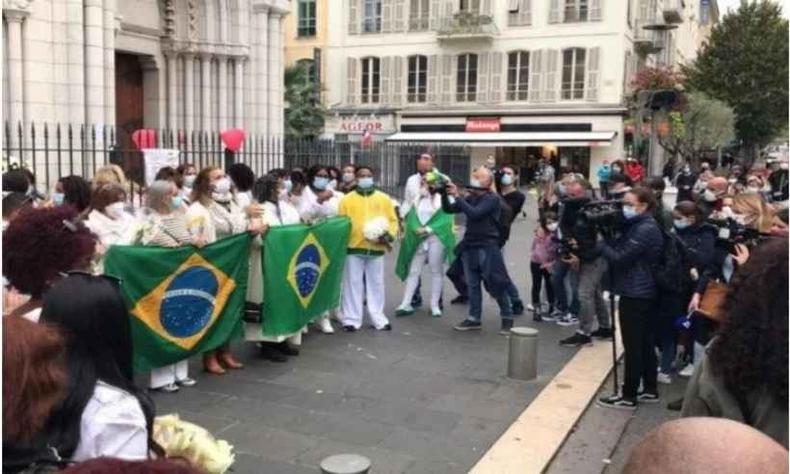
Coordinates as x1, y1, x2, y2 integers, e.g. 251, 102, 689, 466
221, 128, 245, 152
132, 128, 157, 150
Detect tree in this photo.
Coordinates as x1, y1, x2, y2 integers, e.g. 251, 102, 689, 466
657, 92, 736, 167
683, 1, 789, 164
284, 62, 325, 138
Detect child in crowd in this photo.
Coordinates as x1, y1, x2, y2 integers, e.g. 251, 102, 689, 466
529, 212, 558, 322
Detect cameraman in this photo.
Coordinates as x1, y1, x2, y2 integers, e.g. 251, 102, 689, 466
556, 179, 611, 346
443, 167, 514, 333
596, 187, 663, 410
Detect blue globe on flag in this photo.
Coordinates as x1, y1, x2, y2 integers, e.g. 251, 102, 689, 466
287, 233, 330, 308
160, 266, 219, 338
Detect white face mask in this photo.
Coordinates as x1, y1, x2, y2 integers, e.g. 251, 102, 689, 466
703, 189, 719, 202
781, 163, 789, 170
342, 172, 355, 183
105, 201, 126, 219
746, 186, 761, 194
213, 177, 231, 195
183, 175, 196, 188
547, 222, 558, 232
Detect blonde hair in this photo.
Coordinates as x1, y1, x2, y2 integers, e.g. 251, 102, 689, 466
93, 165, 127, 188
732, 193, 775, 233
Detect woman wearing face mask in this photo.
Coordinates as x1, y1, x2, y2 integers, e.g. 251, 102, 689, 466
84, 183, 138, 273
177, 163, 198, 201
530, 213, 558, 322
338, 164, 357, 194
298, 165, 340, 224
327, 166, 341, 192
52, 175, 92, 215
227, 163, 256, 211
596, 187, 663, 410
187, 166, 262, 374
674, 163, 697, 203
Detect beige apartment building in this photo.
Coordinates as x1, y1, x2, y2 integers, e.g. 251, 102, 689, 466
284, 0, 329, 99
317, 0, 717, 183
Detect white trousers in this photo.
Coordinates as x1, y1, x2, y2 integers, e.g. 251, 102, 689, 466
340, 255, 389, 330
399, 235, 445, 311
149, 360, 189, 389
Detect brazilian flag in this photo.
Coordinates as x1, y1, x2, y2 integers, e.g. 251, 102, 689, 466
395, 207, 456, 281
104, 233, 252, 372
261, 217, 350, 336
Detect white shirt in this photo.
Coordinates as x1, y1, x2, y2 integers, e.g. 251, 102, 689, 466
186, 199, 247, 244
402, 173, 423, 218
261, 200, 302, 226
235, 190, 253, 211
84, 209, 137, 248
298, 187, 340, 222
71, 381, 148, 463
416, 192, 442, 226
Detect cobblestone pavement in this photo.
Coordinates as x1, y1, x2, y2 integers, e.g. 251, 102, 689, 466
151, 203, 590, 473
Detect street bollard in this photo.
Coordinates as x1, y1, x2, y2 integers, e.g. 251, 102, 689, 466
320, 454, 371, 474
507, 327, 538, 381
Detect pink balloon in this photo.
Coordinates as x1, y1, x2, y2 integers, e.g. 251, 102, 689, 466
221, 128, 246, 152
131, 129, 157, 150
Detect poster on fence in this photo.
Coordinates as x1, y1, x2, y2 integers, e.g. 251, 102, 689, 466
143, 148, 180, 185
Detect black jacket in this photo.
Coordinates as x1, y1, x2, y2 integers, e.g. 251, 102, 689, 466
600, 213, 663, 299
676, 223, 718, 294
675, 172, 697, 202
768, 170, 789, 202
442, 191, 501, 248
557, 197, 600, 262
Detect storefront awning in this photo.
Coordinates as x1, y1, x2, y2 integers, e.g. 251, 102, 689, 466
384, 131, 617, 147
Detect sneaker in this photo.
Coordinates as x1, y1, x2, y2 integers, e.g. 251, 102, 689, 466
277, 342, 300, 356
657, 372, 672, 385
533, 313, 543, 322
454, 319, 482, 331
559, 332, 593, 347
666, 398, 684, 411
637, 391, 661, 403
318, 317, 335, 334
342, 325, 358, 332
596, 394, 637, 411
499, 319, 514, 336
177, 377, 197, 387
450, 295, 468, 305
540, 311, 557, 322
431, 308, 442, 318
550, 309, 565, 319
512, 299, 525, 316
556, 313, 580, 327
157, 383, 180, 393
258, 342, 288, 362
679, 363, 695, 377
395, 306, 415, 317
590, 327, 613, 339
526, 303, 536, 312
373, 323, 392, 331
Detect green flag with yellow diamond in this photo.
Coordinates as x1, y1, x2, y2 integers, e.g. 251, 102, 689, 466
104, 233, 251, 372
262, 217, 350, 336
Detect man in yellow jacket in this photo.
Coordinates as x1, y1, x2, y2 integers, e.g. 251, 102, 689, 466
337, 165, 398, 331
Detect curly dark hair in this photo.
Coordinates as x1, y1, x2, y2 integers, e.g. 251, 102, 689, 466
709, 238, 788, 406
58, 175, 91, 213
227, 163, 255, 192
2, 207, 97, 298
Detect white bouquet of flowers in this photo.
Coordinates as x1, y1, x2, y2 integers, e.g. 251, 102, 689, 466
363, 216, 392, 243
153, 414, 235, 474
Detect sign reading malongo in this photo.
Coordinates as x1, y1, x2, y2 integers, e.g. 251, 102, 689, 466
466, 117, 501, 133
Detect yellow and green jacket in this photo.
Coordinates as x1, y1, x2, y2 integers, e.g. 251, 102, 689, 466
338, 188, 399, 256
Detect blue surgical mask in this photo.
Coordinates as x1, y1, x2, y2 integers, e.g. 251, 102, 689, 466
52, 192, 65, 206
283, 179, 293, 193
183, 175, 196, 188
313, 176, 329, 190
171, 195, 183, 210
673, 218, 690, 230
358, 177, 374, 190
470, 178, 482, 188
501, 174, 514, 186
622, 205, 638, 219
558, 183, 567, 196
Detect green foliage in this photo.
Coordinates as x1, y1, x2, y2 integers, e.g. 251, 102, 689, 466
284, 63, 325, 138
683, 1, 789, 153
659, 92, 736, 165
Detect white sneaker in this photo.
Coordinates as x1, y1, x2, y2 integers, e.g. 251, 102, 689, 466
657, 372, 672, 385
318, 317, 335, 334
526, 303, 535, 312
679, 364, 695, 377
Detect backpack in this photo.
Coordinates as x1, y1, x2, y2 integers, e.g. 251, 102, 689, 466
653, 229, 692, 295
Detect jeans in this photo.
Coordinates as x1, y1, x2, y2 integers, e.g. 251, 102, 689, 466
552, 259, 579, 315
462, 246, 513, 322
619, 296, 658, 399
530, 262, 554, 310
577, 257, 610, 335
447, 256, 468, 298
657, 294, 683, 373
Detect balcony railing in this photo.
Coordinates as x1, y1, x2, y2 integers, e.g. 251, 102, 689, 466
663, 0, 684, 24
435, 12, 497, 40
634, 21, 665, 56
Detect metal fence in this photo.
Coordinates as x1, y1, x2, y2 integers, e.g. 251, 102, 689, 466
3, 121, 471, 201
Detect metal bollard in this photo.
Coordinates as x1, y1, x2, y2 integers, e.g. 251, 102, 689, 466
507, 327, 539, 381
320, 454, 371, 474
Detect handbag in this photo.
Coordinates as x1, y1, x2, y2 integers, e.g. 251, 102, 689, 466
697, 281, 729, 322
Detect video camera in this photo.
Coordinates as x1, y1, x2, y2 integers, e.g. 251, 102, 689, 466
425, 170, 451, 194
581, 200, 624, 236
708, 217, 768, 252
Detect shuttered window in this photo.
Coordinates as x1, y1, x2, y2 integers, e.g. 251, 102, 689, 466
363, 0, 382, 32
561, 48, 586, 100
456, 53, 478, 102
407, 55, 428, 103
506, 51, 529, 101
297, 0, 317, 36
508, 0, 531, 26
361, 57, 381, 103
460, 0, 480, 12
409, 0, 430, 30
563, 0, 589, 22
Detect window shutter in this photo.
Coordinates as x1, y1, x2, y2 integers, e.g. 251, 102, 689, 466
440, 54, 453, 104
481, 0, 492, 15
590, 0, 602, 21
393, 0, 407, 31
548, 0, 560, 23
521, 0, 532, 25
508, 0, 519, 11
382, 0, 393, 32
429, 0, 441, 29
528, 49, 542, 102
392, 56, 404, 104
380, 56, 392, 104
543, 49, 559, 102
443, 0, 454, 17
585, 47, 600, 101
477, 52, 490, 103
346, 57, 358, 104
349, 0, 359, 34
426, 54, 438, 103
489, 51, 503, 103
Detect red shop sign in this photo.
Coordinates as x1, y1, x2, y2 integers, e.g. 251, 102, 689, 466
466, 117, 500, 133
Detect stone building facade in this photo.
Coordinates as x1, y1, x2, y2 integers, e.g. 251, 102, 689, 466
2, 0, 290, 151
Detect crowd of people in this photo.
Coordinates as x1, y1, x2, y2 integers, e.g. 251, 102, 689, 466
2, 150, 787, 471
